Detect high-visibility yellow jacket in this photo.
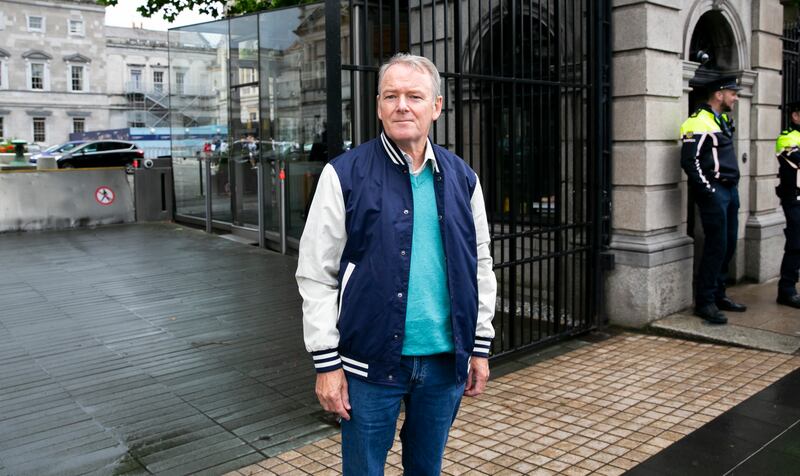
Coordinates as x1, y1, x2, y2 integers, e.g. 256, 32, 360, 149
776, 125, 800, 202
680, 104, 739, 196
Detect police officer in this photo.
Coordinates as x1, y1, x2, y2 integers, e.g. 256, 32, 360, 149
775, 101, 800, 308
680, 76, 747, 324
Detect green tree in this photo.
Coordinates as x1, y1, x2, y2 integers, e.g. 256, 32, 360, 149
97, 0, 312, 22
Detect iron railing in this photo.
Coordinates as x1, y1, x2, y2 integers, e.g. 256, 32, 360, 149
784, 18, 800, 127
326, 0, 612, 358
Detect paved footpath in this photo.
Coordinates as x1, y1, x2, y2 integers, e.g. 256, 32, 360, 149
0, 224, 335, 476
226, 334, 800, 475
3, 224, 799, 475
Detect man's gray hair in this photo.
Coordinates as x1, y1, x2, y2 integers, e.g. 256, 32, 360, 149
377, 53, 441, 101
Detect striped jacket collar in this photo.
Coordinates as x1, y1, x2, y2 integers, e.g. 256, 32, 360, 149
380, 132, 440, 174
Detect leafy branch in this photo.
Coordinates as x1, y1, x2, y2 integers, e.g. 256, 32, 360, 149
96, 0, 306, 22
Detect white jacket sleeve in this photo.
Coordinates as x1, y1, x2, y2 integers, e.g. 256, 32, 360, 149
296, 163, 347, 373
471, 175, 496, 357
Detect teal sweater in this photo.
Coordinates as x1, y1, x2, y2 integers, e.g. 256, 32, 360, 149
402, 164, 454, 355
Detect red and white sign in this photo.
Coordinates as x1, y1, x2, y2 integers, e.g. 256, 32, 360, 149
95, 186, 115, 206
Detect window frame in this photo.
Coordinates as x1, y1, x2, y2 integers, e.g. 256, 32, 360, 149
153, 70, 165, 92
0, 58, 7, 89
70, 64, 85, 92
32, 117, 46, 143
175, 71, 186, 95
27, 15, 44, 32
30, 62, 45, 90
72, 117, 85, 134
129, 68, 143, 91
68, 19, 84, 37
0, 116, 4, 138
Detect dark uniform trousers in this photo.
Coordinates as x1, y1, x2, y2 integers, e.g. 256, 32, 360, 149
780, 203, 800, 297
696, 182, 739, 307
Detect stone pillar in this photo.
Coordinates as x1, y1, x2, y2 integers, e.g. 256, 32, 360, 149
606, 1, 693, 327
745, 0, 785, 281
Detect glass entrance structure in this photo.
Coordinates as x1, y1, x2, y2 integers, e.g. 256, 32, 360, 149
169, 3, 336, 249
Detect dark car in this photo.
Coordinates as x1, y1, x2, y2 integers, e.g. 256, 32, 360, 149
57, 140, 144, 172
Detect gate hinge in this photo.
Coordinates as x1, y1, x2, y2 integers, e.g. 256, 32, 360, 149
600, 252, 615, 271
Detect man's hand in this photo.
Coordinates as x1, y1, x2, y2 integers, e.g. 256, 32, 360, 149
464, 356, 489, 397
315, 369, 351, 421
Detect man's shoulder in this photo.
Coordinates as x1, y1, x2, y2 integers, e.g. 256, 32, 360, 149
680, 109, 719, 136
430, 143, 470, 169
330, 138, 381, 166
777, 129, 800, 151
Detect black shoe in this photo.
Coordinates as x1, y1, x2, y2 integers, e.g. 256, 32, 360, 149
716, 297, 747, 312
777, 294, 800, 309
694, 304, 728, 324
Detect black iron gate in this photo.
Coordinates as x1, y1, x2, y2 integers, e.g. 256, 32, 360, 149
325, 0, 612, 358
784, 17, 800, 126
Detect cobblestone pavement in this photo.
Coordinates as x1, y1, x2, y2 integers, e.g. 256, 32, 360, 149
226, 333, 800, 476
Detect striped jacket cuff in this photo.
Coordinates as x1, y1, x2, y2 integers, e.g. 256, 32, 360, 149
472, 337, 492, 357
311, 349, 342, 373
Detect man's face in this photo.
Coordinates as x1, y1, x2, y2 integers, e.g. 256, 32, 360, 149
792, 111, 800, 126
377, 64, 443, 145
720, 89, 738, 112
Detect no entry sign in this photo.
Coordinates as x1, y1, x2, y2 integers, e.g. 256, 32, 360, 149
95, 186, 115, 206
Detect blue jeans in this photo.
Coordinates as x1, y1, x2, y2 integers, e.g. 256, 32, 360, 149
341, 353, 465, 476
696, 184, 739, 307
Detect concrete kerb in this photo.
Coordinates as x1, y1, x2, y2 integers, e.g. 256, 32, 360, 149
647, 313, 800, 355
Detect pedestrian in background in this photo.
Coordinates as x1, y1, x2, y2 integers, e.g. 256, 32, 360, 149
775, 100, 800, 308
296, 53, 496, 475
680, 76, 747, 324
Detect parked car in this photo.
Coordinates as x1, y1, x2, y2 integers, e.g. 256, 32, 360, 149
57, 140, 144, 172
29, 140, 86, 164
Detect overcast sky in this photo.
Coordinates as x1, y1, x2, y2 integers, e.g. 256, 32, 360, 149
104, 1, 216, 31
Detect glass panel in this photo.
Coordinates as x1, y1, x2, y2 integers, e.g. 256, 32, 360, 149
31, 63, 43, 89
169, 20, 230, 222
258, 3, 328, 241
229, 15, 260, 229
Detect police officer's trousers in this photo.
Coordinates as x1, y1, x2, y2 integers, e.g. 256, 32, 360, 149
779, 203, 800, 297
696, 184, 739, 307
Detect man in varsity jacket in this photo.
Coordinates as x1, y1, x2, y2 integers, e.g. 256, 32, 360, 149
296, 53, 497, 475
775, 101, 800, 308
680, 76, 747, 325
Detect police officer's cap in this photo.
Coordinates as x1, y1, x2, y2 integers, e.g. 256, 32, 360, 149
785, 100, 800, 113
705, 76, 742, 92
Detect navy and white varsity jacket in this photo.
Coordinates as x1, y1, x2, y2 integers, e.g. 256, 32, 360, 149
296, 133, 496, 384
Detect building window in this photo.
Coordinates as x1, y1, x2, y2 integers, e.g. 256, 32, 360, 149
0, 117, 4, 138
33, 117, 46, 143
68, 19, 84, 36
0, 60, 4, 88
130, 68, 142, 91
30, 63, 44, 89
0, 11, 5, 30
176, 71, 185, 94
153, 70, 164, 92
73, 118, 85, 134
28, 15, 44, 32
71, 65, 84, 92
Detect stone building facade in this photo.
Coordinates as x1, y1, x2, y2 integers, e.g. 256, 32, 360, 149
0, 0, 182, 146
0, 0, 108, 146
606, 0, 787, 326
